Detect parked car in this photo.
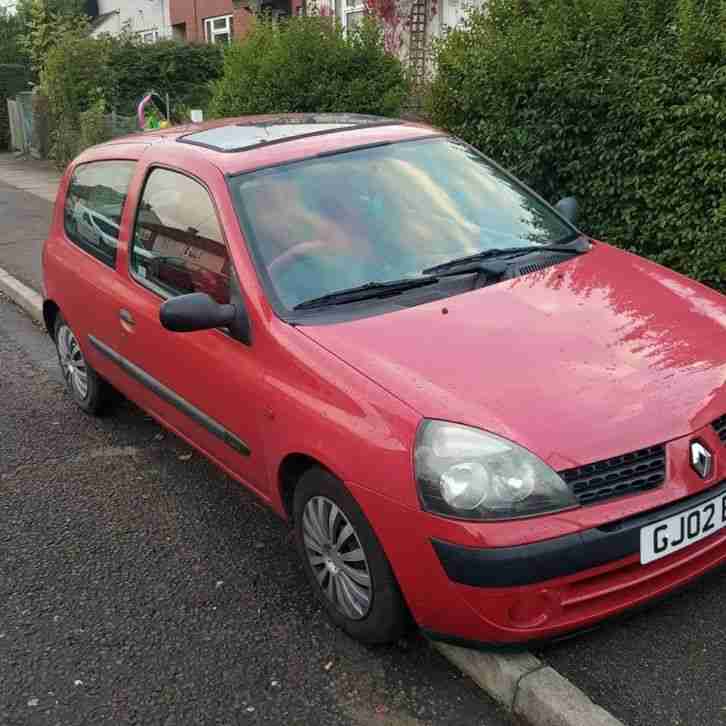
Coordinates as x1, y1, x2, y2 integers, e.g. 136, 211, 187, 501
42, 114, 726, 646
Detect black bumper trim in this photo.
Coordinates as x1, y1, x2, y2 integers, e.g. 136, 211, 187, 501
432, 479, 726, 588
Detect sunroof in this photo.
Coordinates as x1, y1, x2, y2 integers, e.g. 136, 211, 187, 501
179, 114, 393, 153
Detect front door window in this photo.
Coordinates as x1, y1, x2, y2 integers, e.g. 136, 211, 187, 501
130, 168, 231, 305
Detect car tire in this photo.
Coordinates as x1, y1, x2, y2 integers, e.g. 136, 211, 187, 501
293, 467, 410, 644
54, 314, 108, 415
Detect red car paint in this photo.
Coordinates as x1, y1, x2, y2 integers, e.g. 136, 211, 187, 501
43, 117, 726, 644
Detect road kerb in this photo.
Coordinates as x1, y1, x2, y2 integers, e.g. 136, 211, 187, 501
0, 266, 43, 323
433, 642, 626, 726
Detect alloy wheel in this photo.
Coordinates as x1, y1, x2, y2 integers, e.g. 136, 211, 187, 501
302, 495, 373, 620
57, 324, 89, 400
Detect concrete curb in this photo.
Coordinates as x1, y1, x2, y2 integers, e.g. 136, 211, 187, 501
433, 642, 625, 726
0, 266, 43, 323
0, 261, 627, 726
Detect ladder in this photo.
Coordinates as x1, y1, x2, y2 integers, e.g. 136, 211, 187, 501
408, 0, 428, 90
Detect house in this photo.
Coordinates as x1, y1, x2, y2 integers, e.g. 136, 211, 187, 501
89, 0, 172, 42
332, 0, 484, 83
167, 0, 302, 43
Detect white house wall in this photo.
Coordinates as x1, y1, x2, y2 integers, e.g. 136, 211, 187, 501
334, 0, 484, 71
92, 0, 172, 39
0, 0, 18, 15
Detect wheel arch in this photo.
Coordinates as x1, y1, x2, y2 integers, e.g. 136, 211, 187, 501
43, 299, 60, 340
278, 452, 342, 521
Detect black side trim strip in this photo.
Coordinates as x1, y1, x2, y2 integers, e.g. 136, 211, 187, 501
432, 479, 726, 587
88, 335, 250, 457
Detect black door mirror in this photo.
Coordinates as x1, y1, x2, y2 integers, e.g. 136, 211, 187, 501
555, 196, 578, 224
160, 292, 237, 333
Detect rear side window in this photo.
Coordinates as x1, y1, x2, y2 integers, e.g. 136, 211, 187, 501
64, 161, 136, 268
130, 168, 231, 304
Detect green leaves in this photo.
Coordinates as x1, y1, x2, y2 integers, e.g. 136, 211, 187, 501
428, 0, 726, 292
209, 15, 408, 119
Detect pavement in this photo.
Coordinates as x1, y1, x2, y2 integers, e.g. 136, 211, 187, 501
0, 296, 512, 726
0, 154, 59, 291
3, 150, 726, 726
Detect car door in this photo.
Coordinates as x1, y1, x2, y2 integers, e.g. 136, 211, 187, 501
50, 158, 137, 391
111, 164, 268, 496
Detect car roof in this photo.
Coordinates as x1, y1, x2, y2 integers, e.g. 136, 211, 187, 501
97, 113, 443, 175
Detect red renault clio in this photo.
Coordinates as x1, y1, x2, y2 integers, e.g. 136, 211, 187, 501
42, 115, 726, 646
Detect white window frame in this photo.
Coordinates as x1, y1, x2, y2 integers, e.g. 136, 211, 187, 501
138, 29, 160, 44
341, 0, 364, 31
204, 14, 233, 44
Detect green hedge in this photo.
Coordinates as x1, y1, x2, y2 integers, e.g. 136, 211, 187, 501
210, 15, 409, 118
105, 40, 224, 116
428, 0, 726, 291
0, 63, 33, 150
42, 36, 224, 166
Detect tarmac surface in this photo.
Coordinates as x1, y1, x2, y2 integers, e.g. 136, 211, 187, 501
0, 296, 510, 726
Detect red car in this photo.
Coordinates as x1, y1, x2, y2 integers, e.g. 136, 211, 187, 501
42, 115, 726, 646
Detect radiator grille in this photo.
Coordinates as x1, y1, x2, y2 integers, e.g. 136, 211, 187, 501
713, 414, 726, 444
560, 445, 666, 506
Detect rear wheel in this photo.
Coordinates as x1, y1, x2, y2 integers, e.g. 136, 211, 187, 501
293, 467, 409, 644
54, 315, 107, 415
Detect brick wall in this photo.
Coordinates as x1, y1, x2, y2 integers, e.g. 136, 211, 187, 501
233, 5, 255, 39
170, 0, 254, 42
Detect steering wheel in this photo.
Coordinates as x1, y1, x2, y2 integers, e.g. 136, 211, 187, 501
267, 240, 332, 283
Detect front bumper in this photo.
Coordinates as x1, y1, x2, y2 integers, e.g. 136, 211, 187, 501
348, 425, 726, 645
432, 480, 726, 588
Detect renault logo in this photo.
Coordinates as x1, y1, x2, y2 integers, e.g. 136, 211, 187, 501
690, 441, 713, 479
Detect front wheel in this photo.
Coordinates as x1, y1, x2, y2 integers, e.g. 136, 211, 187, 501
293, 467, 409, 644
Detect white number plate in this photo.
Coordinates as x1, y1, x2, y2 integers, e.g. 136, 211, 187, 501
640, 492, 726, 565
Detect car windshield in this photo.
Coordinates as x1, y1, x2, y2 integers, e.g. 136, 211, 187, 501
229, 137, 576, 311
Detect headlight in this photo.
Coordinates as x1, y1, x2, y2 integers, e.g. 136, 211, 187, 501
415, 420, 578, 520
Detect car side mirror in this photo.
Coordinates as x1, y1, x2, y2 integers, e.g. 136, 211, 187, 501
555, 196, 578, 224
160, 292, 237, 333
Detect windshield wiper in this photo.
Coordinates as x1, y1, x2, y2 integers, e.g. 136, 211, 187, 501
422, 238, 590, 276
294, 276, 440, 311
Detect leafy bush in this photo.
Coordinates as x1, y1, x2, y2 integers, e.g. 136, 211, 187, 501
79, 97, 112, 150
0, 63, 33, 149
105, 39, 224, 117
41, 33, 224, 166
0, 8, 28, 65
428, 0, 726, 291
210, 15, 408, 118
42, 33, 111, 164
19, 0, 89, 72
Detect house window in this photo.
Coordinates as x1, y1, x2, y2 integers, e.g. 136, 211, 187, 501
204, 15, 233, 44
342, 0, 364, 31
139, 29, 160, 43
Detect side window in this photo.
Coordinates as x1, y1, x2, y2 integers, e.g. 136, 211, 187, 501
130, 169, 230, 305
64, 161, 135, 268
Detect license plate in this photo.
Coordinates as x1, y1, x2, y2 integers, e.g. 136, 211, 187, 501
640, 492, 726, 565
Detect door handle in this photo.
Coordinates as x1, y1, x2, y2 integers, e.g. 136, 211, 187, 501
119, 309, 135, 326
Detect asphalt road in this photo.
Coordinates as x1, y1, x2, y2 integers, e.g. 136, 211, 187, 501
0, 296, 510, 726
539, 567, 726, 726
